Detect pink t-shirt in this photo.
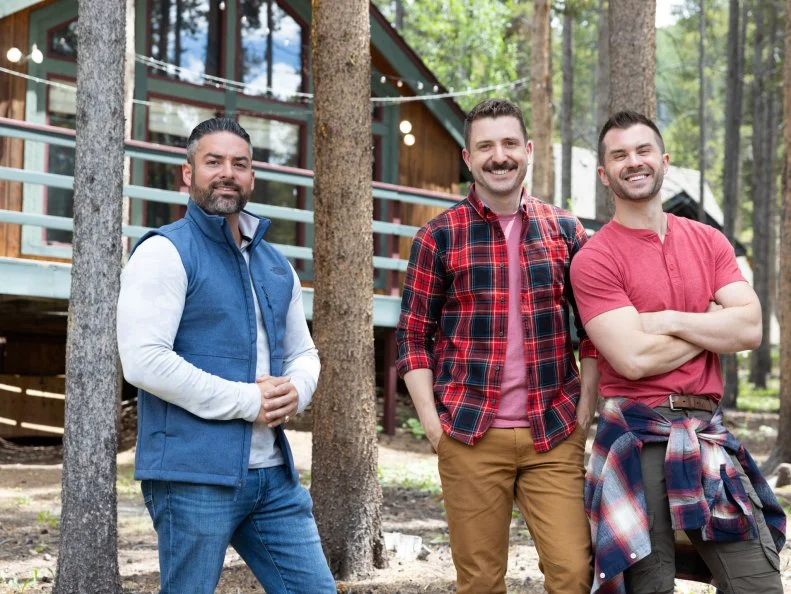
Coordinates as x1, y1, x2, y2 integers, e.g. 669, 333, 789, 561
570, 214, 745, 404
491, 212, 530, 427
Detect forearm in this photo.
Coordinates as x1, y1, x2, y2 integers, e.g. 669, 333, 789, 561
579, 357, 599, 407
403, 368, 440, 428
658, 306, 762, 354
281, 352, 320, 413
119, 343, 261, 421
627, 333, 703, 379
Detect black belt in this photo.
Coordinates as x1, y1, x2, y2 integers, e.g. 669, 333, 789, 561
659, 394, 717, 412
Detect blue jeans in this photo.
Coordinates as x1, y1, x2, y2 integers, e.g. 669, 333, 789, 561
142, 465, 336, 594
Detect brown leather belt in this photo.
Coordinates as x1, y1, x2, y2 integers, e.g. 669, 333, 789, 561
660, 394, 717, 412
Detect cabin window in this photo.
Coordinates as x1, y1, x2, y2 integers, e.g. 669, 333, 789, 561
145, 99, 217, 227
239, 0, 305, 101
148, 0, 224, 83
239, 114, 302, 246
45, 86, 76, 244
49, 19, 78, 60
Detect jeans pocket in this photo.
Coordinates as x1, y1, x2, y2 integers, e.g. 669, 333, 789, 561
141, 480, 154, 518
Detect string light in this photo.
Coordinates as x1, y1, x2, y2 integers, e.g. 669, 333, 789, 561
3, 51, 532, 107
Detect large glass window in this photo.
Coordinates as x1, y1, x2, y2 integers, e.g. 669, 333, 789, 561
146, 99, 216, 227
239, 114, 301, 246
46, 86, 76, 244
239, 0, 305, 100
49, 19, 78, 59
149, 0, 223, 83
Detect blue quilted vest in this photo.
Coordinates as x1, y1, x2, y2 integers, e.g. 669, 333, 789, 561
132, 200, 297, 486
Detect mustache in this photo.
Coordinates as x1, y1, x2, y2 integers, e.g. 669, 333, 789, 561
210, 180, 241, 192
621, 167, 652, 179
484, 162, 517, 172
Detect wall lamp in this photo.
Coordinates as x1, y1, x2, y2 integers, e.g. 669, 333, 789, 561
6, 44, 44, 65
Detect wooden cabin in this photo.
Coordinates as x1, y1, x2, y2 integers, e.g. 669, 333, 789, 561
0, 0, 470, 439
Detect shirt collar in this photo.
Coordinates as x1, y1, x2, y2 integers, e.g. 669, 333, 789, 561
466, 184, 528, 220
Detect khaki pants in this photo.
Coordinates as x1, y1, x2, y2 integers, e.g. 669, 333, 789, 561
624, 407, 783, 594
437, 426, 592, 594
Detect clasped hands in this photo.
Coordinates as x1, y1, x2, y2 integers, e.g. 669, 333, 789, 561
255, 374, 298, 428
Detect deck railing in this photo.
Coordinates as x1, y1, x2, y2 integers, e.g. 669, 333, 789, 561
0, 116, 464, 328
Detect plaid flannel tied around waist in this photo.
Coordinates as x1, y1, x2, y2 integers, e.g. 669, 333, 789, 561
585, 398, 786, 594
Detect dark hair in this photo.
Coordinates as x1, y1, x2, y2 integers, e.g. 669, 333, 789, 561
464, 98, 528, 149
597, 110, 665, 165
186, 118, 253, 164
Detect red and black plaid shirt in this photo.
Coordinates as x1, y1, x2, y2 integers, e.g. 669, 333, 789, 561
396, 187, 597, 451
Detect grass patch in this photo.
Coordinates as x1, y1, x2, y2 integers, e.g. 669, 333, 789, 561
737, 380, 780, 413
378, 464, 441, 495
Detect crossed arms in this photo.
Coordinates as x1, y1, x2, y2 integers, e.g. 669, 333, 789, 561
583, 281, 762, 381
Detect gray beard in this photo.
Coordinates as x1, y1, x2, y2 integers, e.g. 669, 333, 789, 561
191, 185, 250, 215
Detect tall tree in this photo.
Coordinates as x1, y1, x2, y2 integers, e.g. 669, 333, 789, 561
532, 0, 554, 202
54, 0, 126, 592
763, 1, 782, 388
749, 0, 775, 388
561, 2, 574, 208
698, 0, 706, 223
310, 0, 387, 579
608, 0, 656, 118
720, 0, 746, 408
594, 0, 612, 221
763, 0, 791, 471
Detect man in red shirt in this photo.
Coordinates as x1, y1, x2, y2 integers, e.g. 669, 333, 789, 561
396, 98, 598, 594
571, 111, 784, 593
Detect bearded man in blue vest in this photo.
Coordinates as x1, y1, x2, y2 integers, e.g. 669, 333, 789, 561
117, 118, 335, 594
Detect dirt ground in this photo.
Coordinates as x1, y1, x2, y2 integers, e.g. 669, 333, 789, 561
1, 409, 790, 593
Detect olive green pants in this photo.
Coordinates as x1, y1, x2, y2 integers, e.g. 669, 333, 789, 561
624, 408, 783, 594
437, 426, 593, 594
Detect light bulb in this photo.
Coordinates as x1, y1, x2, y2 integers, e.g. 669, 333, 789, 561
6, 47, 22, 63
403, 134, 415, 146
30, 44, 43, 64
399, 120, 412, 134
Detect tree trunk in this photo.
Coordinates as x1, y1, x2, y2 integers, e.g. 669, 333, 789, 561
595, 0, 612, 222
698, 0, 706, 223
608, 0, 656, 119
122, 0, 135, 255
561, 6, 573, 209
762, 0, 791, 472
53, 0, 125, 592
750, 0, 771, 388
531, 0, 554, 202
310, 0, 387, 579
395, 0, 404, 29
763, 1, 781, 387
720, 0, 745, 408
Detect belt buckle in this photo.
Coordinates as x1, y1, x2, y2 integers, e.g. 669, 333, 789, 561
668, 394, 679, 411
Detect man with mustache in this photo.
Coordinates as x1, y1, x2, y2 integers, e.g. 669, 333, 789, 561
397, 98, 598, 593
570, 110, 785, 593
117, 118, 335, 593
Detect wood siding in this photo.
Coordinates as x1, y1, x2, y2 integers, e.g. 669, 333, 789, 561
0, 9, 30, 259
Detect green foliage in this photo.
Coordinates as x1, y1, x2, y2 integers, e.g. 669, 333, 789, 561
373, 0, 522, 112
13, 494, 32, 507
378, 463, 441, 494
656, 2, 730, 207
402, 417, 426, 439
737, 381, 780, 413
36, 510, 58, 529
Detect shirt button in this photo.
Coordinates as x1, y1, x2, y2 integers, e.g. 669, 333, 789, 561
500, 263, 506, 268
500, 297, 506, 303
630, 553, 637, 559
499, 331, 504, 336
495, 365, 500, 371
599, 572, 606, 579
